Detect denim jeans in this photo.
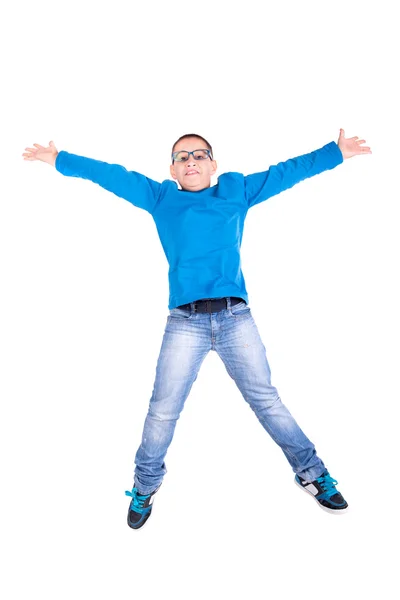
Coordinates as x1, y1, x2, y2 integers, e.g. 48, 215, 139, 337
134, 298, 326, 494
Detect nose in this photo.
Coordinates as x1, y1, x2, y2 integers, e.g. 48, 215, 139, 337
186, 154, 199, 168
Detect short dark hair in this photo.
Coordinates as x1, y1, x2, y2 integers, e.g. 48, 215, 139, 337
171, 133, 213, 163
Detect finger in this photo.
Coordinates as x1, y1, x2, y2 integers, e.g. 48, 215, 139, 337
357, 139, 366, 144
33, 143, 45, 148
25, 147, 37, 152
350, 136, 359, 140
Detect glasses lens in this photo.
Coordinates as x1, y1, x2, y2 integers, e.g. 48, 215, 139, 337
173, 149, 210, 162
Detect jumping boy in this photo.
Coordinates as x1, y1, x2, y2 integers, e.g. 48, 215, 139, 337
22, 128, 371, 528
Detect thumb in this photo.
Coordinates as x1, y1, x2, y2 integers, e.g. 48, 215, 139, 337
49, 140, 55, 146
340, 128, 345, 137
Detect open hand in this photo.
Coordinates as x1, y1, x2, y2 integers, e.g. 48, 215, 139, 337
22, 141, 59, 167
337, 129, 372, 159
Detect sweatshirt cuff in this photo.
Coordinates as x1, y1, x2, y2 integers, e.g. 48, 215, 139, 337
324, 141, 344, 166
55, 150, 66, 173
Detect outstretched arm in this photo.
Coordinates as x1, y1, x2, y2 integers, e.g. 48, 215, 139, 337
245, 129, 372, 209
22, 141, 161, 214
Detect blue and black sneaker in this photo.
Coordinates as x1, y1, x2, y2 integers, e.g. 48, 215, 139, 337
295, 470, 348, 513
125, 484, 161, 529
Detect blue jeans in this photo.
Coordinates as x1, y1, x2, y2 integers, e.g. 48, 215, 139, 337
134, 298, 326, 494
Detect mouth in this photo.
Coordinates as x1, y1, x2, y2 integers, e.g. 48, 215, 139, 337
185, 171, 199, 176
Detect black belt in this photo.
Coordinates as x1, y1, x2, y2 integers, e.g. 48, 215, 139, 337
176, 297, 243, 314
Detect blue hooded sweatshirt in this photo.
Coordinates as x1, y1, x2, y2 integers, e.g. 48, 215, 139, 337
55, 141, 343, 309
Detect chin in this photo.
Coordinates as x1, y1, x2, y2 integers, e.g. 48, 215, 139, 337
181, 180, 197, 190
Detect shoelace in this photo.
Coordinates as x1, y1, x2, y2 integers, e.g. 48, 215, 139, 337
125, 487, 150, 511
316, 472, 339, 498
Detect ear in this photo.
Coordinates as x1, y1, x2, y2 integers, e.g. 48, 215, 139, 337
170, 164, 177, 180
210, 160, 217, 176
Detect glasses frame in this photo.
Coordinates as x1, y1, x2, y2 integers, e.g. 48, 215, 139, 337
171, 148, 213, 163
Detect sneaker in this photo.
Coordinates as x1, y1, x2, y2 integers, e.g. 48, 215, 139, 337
295, 469, 348, 513
125, 484, 161, 529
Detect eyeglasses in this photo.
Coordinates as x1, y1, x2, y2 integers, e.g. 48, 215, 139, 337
171, 149, 213, 163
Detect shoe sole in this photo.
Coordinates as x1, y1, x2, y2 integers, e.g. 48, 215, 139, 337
294, 478, 349, 514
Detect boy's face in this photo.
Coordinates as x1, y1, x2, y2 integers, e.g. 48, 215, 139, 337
169, 136, 217, 192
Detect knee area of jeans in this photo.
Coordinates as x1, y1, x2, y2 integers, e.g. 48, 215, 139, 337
268, 395, 283, 407
251, 394, 282, 408
149, 409, 180, 422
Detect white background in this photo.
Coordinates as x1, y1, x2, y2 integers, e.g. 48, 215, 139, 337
1, 0, 399, 598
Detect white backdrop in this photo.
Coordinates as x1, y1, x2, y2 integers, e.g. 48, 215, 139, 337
1, 0, 399, 598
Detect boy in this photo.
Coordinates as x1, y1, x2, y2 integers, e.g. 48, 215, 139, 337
22, 128, 371, 528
